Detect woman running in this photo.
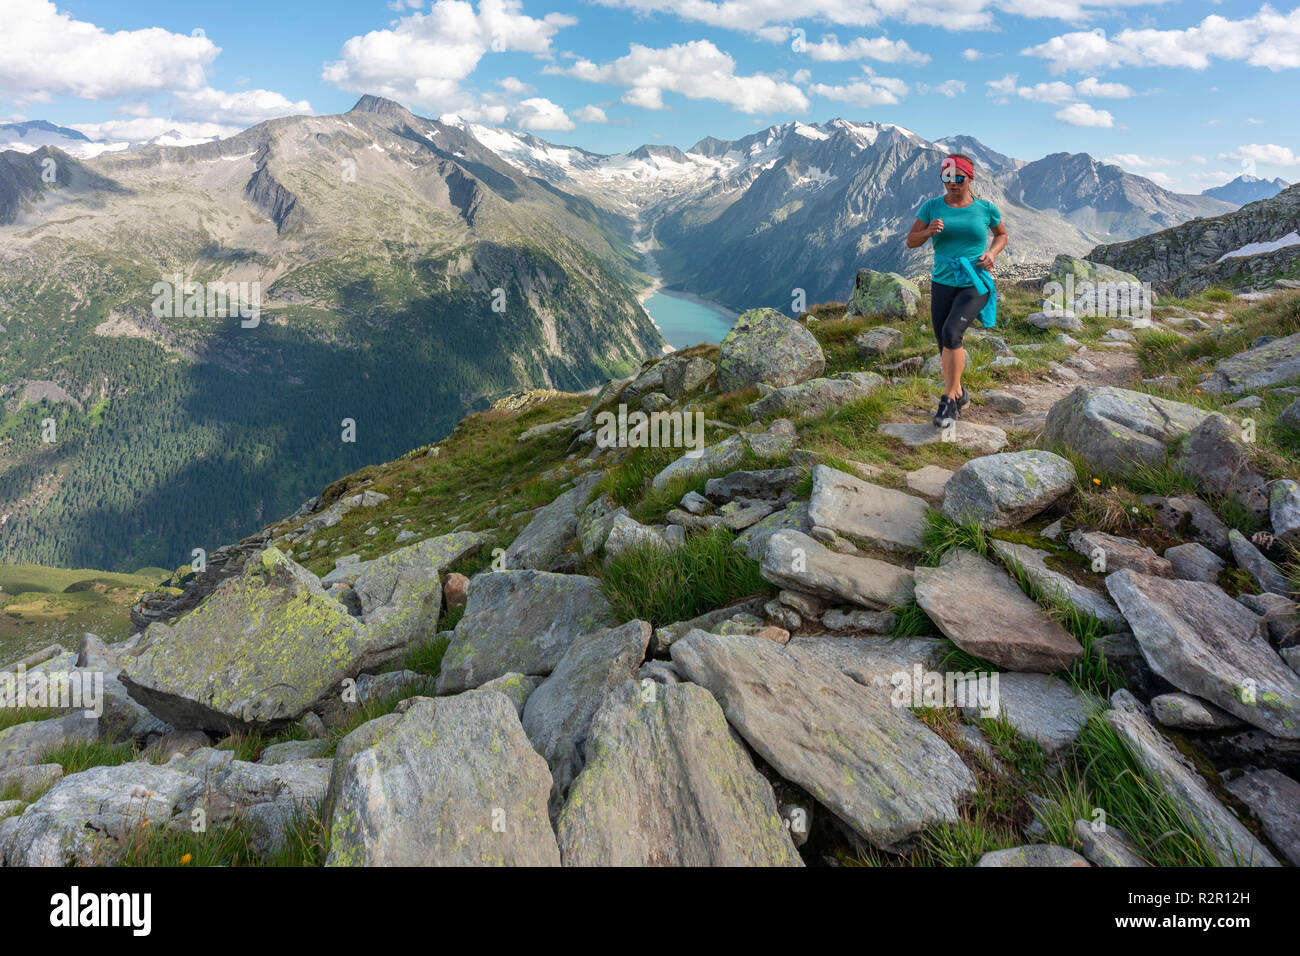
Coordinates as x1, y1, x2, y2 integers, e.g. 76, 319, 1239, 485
906, 154, 1008, 428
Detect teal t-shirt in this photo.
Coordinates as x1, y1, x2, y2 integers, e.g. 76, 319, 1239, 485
916, 197, 1001, 287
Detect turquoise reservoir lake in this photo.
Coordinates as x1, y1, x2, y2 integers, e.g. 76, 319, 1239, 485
642, 290, 735, 349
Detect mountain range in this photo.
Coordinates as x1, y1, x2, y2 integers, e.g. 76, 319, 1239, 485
1202, 174, 1292, 206
0, 95, 1244, 570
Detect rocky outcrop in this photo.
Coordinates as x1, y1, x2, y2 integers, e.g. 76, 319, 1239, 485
845, 270, 921, 318
941, 451, 1075, 529
716, 308, 825, 392
1044, 386, 1213, 473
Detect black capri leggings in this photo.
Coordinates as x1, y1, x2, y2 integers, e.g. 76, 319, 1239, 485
931, 281, 989, 351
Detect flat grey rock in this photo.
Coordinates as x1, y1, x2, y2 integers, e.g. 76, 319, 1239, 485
808, 465, 928, 554
761, 529, 914, 611
942, 451, 1076, 529
990, 539, 1125, 630
1224, 769, 1300, 866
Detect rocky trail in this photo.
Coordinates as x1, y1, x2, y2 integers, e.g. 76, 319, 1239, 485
3, 255, 1300, 868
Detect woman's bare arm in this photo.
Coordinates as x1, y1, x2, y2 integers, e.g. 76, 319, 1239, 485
906, 217, 941, 249
976, 222, 1008, 268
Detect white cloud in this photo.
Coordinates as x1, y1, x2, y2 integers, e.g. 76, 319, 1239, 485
1075, 76, 1133, 98
1102, 153, 1175, 168
1246, 117, 1264, 124
1222, 143, 1299, 166
510, 96, 573, 130
962, 48, 988, 61
809, 68, 908, 106
587, 0, 994, 32
918, 79, 966, 96
1055, 102, 1114, 126
801, 34, 930, 65
322, 0, 575, 112
1023, 7, 1300, 74
499, 76, 534, 94
1018, 81, 1077, 103
0, 0, 216, 103
69, 116, 240, 143
573, 104, 609, 122
170, 88, 313, 125
550, 40, 809, 113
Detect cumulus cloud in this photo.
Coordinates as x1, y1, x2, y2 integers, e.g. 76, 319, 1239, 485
1023, 6, 1300, 74
69, 117, 240, 143
799, 34, 930, 65
573, 104, 609, 122
808, 67, 908, 106
509, 96, 574, 130
1102, 153, 1175, 168
918, 79, 966, 96
1222, 143, 1299, 166
170, 88, 313, 125
0, 0, 216, 103
549, 40, 809, 113
322, 0, 575, 113
587, 0, 994, 32
1054, 102, 1114, 126
986, 73, 1132, 106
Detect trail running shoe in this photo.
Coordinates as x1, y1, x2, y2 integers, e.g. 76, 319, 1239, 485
956, 387, 971, 409
932, 395, 952, 428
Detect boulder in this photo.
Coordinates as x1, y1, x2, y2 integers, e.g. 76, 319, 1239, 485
1174, 415, 1268, 520
1143, 494, 1230, 554
1027, 311, 1083, 332
1270, 479, 1300, 546
914, 550, 1083, 672
0, 712, 99, 773
1069, 530, 1173, 578
1044, 386, 1213, 474
747, 372, 885, 421
846, 270, 921, 318
350, 532, 485, 668
649, 420, 795, 492
1228, 529, 1292, 596
1104, 690, 1278, 866
1106, 570, 1300, 738
1072, 820, 1149, 867
603, 514, 672, 562
576, 494, 628, 558
878, 421, 1008, 455
1048, 254, 1142, 290
733, 502, 812, 561
649, 597, 768, 655
119, 548, 372, 733
1150, 693, 1240, 731
705, 466, 801, 504
760, 529, 914, 610
1198, 331, 1300, 394
717, 308, 825, 392
670, 632, 975, 851
1164, 542, 1226, 583
521, 620, 651, 809
660, 355, 716, 399
555, 681, 802, 866
975, 845, 1090, 867
808, 465, 929, 554
326, 693, 560, 866
1224, 769, 1300, 866
855, 326, 905, 358
942, 451, 1076, 529
503, 473, 602, 571
989, 540, 1125, 630
436, 571, 616, 694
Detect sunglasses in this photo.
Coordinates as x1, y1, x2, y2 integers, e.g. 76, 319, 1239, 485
941, 170, 968, 183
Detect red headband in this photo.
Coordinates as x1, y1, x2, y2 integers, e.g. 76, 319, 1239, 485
943, 155, 974, 178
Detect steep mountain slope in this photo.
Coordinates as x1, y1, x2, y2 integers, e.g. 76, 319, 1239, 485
999, 152, 1233, 240
1203, 175, 1291, 206
0, 96, 662, 571
1087, 183, 1300, 293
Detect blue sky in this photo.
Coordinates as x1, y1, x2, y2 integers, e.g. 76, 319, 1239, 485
3, 0, 1297, 191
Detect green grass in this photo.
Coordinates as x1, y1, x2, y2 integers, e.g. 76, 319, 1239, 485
920, 512, 989, 566
115, 799, 328, 867
40, 738, 138, 774
601, 527, 770, 627
402, 633, 452, 676
0, 706, 58, 732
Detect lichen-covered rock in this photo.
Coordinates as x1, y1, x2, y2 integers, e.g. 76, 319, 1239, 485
1224, 769, 1300, 866
1164, 542, 1226, 583
0, 762, 203, 866
503, 473, 603, 571
878, 420, 1008, 455
747, 371, 885, 421
1198, 331, 1300, 394
521, 620, 650, 810
351, 532, 485, 669
975, 845, 1090, 867
845, 270, 921, 319
0, 712, 99, 773
1106, 570, 1300, 738
1069, 530, 1173, 578
733, 502, 811, 561
556, 681, 802, 866
325, 692, 560, 866
942, 450, 1076, 529
1174, 415, 1268, 521
1143, 494, 1230, 554
968, 673, 1100, 754
649, 420, 794, 491
1228, 529, 1293, 596
1270, 478, 1300, 546
808, 465, 929, 553
1150, 693, 1240, 731
436, 571, 616, 694
1073, 819, 1149, 867
576, 494, 628, 557
660, 354, 716, 399
705, 466, 801, 504
603, 514, 672, 562
761, 529, 914, 610
1105, 690, 1278, 866
119, 548, 371, 734
717, 308, 825, 392
670, 632, 975, 851
914, 550, 1083, 672
1044, 386, 1213, 474
990, 540, 1125, 629
854, 326, 905, 358
1048, 254, 1141, 290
